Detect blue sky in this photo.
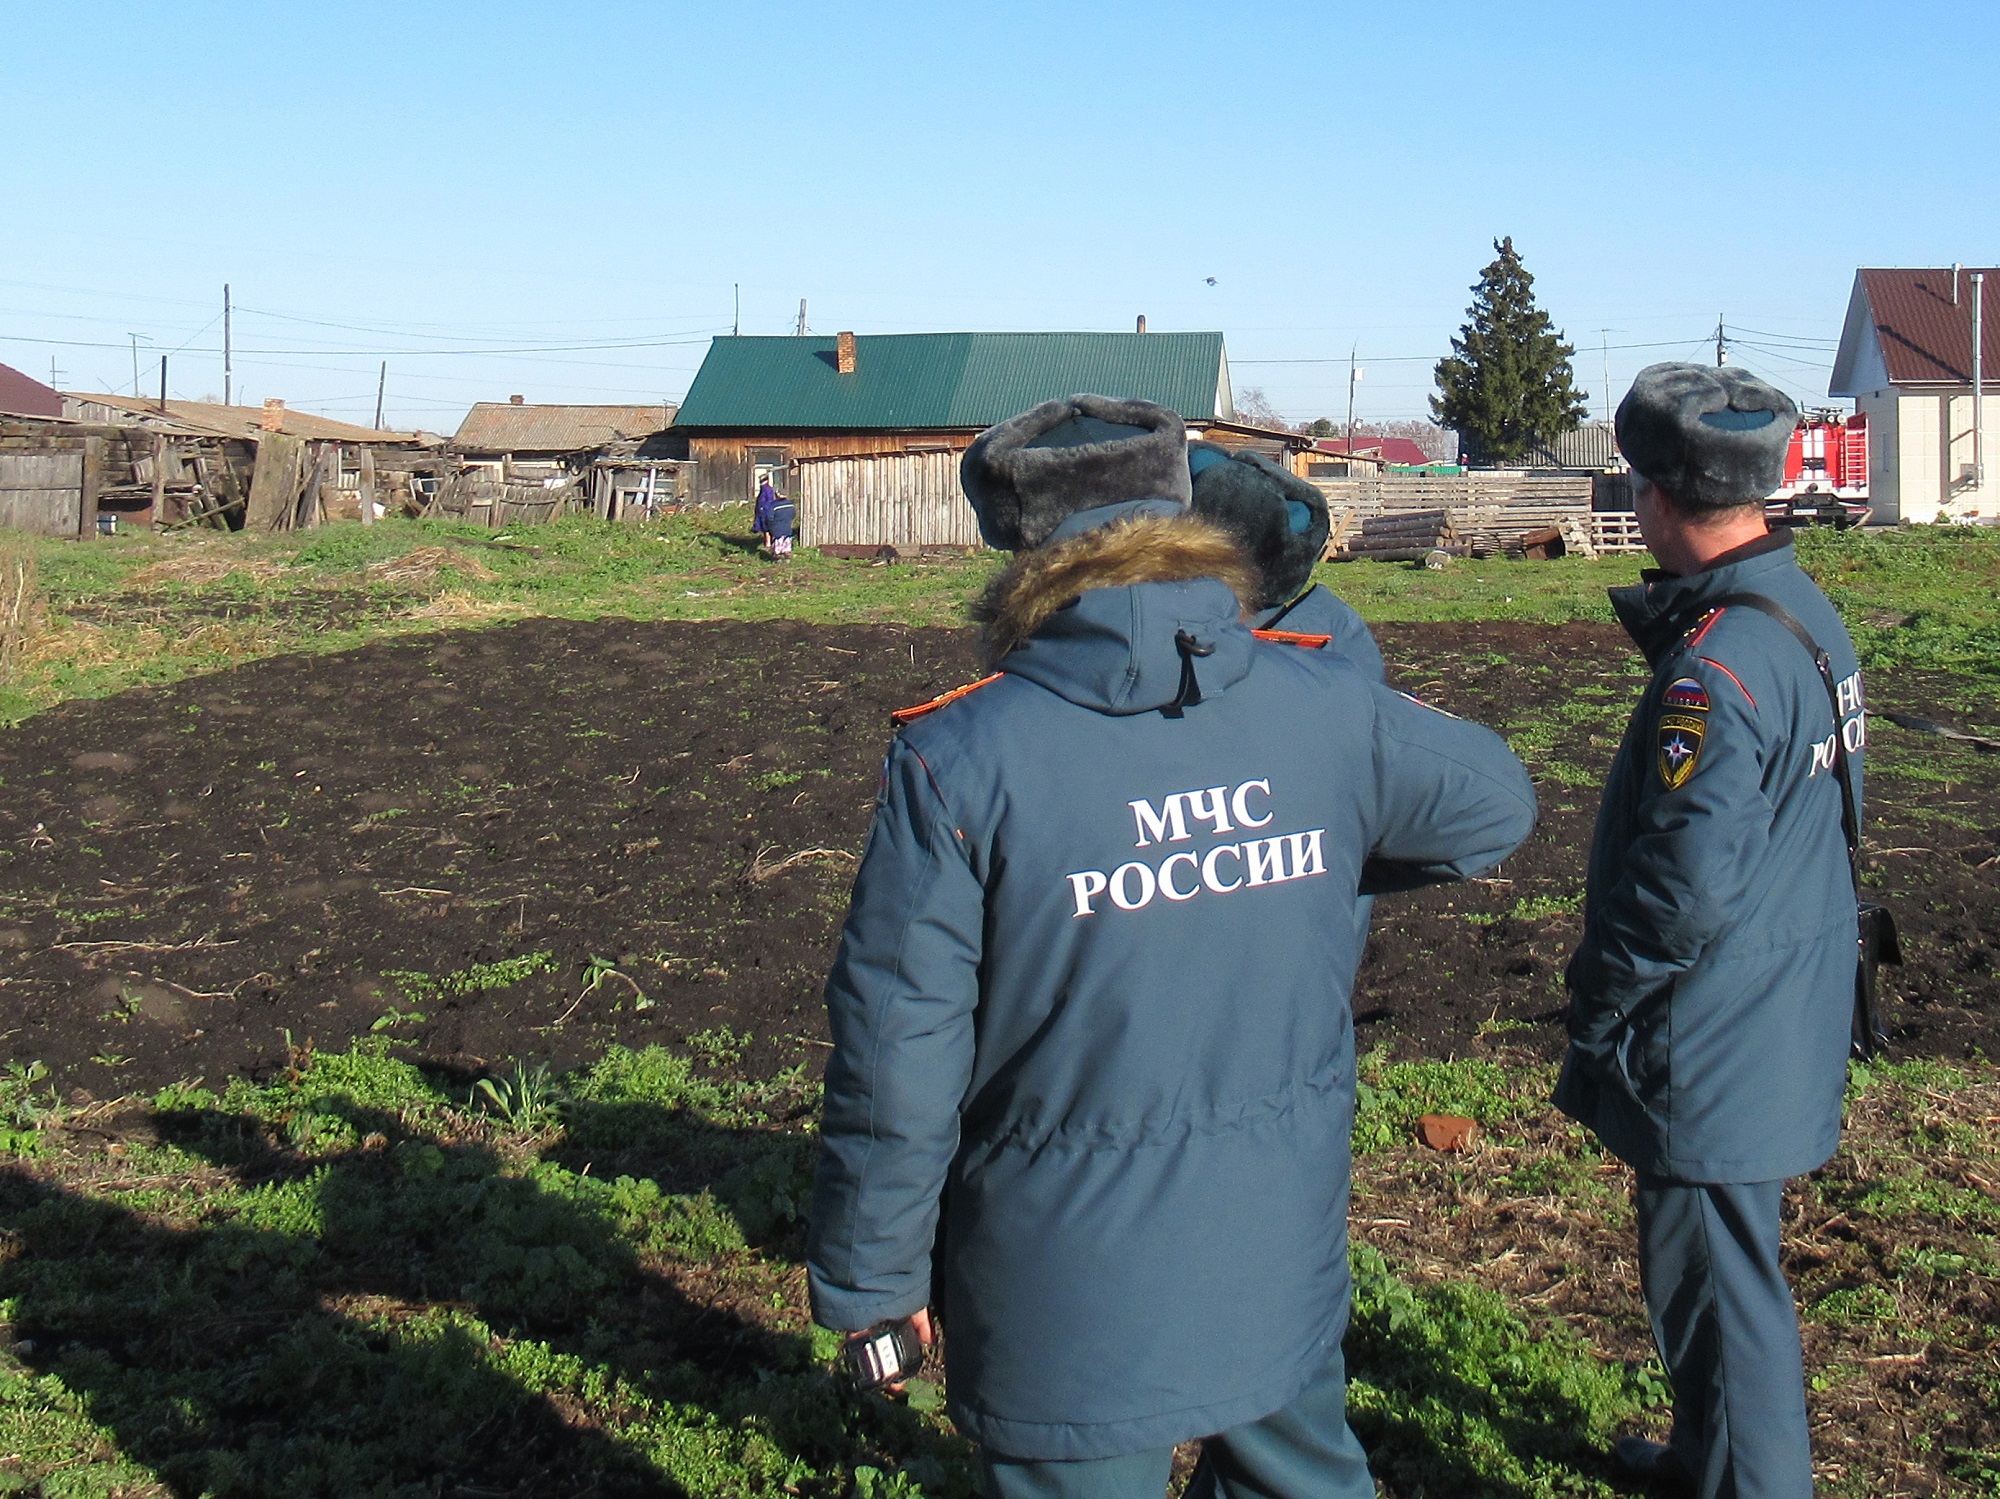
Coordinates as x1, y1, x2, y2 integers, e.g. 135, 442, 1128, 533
2, 1, 1993, 432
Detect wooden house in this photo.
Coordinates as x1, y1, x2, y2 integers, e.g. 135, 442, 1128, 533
669, 331, 1236, 540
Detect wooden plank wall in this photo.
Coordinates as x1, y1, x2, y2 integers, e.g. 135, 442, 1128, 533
0, 450, 85, 536
793, 450, 982, 550
687, 432, 976, 506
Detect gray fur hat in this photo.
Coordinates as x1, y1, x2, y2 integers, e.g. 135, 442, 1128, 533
1187, 443, 1329, 609
1616, 362, 1799, 511
961, 394, 1192, 551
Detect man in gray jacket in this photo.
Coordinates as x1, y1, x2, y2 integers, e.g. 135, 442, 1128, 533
808, 395, 1536, 1497
1557, 364, 1866, 1499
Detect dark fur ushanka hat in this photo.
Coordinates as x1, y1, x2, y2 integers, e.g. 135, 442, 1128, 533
1187, 443, 1329, 610
960, 395, 1193, 551
1616, 362, 1799, 512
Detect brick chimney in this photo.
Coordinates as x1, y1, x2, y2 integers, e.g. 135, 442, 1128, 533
836, 331, 857, 375
260, 398, 285, 432
1136, 315, 1148, 333
509, 394, 525, 404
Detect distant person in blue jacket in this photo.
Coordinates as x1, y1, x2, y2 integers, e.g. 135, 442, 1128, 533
1557, 364, 1865, 1499
807, 394, 1537, 1498
754, 477, 795, 559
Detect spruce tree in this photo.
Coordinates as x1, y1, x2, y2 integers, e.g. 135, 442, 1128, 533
1431, 237, 1588, 463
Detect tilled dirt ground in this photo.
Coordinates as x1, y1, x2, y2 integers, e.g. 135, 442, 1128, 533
0, 616, 1994, 1095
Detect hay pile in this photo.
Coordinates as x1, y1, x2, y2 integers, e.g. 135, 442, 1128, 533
123, 554, 286, 589
366, 546, 499, 584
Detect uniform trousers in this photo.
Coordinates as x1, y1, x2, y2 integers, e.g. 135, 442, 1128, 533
1636, 1175, 1813, 1499
979, 1337, 1373, 1499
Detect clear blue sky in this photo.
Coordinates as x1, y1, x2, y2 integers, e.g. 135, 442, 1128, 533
3, 1, 1993, 433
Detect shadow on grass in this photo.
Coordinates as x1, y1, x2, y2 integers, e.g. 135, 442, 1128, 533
0, 1088, 958, 1498
1343, 1247, 1654, 1499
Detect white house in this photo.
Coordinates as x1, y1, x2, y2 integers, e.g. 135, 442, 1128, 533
1830, 266, 1997, 522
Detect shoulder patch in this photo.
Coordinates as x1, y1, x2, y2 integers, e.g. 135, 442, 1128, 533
890, 673, 1004, 726
1655, 676, 1710, 790
1251, 628, 1333, 648
1662, 676, 1710, 712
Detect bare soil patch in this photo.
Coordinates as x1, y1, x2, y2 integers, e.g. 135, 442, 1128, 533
0, 617, 1992, 1097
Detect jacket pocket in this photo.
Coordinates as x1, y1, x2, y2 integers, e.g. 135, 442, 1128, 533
1614, 982, 1673, 1108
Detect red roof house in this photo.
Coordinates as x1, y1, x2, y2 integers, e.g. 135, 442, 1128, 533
0, 362, 63, 419
1830, 266, 1999, 521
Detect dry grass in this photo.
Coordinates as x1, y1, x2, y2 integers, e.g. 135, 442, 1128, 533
23, 616, 288, 674
366, 546, 498, 584
401, 588, 523, 622
0, 543, 45, 677
740, 844, 858, 884
123, 553, 287, 589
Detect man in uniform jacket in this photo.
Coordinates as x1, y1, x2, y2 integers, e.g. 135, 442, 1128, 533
1187, 442, 1383, 681
1556, 364, 1867, 1499
807, 394, 1537, 1498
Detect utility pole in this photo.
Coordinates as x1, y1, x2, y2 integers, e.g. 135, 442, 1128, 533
733, 283, 741, 336
157, 355, 168, 413
1715, 315, 1728, 367
1600, 329, 1612, 420
374, 361, 387, 431
129, 333, 143, 395
1345, 343, 1361, 449
796, 298, 808, 336
48, 357, 63, 392
223, 283, 233, 407
1974, 271, 1985, 497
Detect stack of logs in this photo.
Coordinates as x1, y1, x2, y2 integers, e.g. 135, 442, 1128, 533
1332, 509, 1463, 562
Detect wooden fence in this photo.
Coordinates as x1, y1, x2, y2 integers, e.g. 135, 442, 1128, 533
1588, 513, 1648, 553
793, 450, 981, 554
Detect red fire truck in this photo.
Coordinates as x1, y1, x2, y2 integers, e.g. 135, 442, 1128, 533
1767, 410, 1870, 528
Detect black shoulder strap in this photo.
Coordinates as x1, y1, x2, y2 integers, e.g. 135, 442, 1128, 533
1705, 592, 1860, 897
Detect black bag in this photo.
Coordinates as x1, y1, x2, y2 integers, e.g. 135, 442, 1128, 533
1709, 593, 1900, 1061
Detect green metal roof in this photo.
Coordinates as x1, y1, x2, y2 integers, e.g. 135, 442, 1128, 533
672, 332, 1230, 430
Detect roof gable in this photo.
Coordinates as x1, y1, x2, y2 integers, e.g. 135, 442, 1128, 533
673, 332, 1229, 430
1831, 267, 2000, 393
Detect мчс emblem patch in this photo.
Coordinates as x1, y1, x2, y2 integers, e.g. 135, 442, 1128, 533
1655, 676, 1710, 790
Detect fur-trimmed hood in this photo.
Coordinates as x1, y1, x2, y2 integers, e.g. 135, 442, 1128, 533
971, 503, 1260, 715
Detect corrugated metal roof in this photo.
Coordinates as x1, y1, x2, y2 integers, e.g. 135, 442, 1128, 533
673, 332, 1229, 429
453, 402, 677, 453
65, 393, 424, 443
1838, 267, 2000, 388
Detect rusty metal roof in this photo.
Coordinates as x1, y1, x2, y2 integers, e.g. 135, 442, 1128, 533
452, 402, 677, 453
64, 392, 426, 443
0, 362, 63, 419
673, 332, 1229, 429
1832, 267, 2000, 393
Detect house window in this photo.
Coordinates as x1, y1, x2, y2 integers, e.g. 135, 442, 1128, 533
1307, 462, 1349, 478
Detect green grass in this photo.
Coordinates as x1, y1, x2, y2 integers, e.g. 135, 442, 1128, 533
9, 513, 2000, 724
0, 1042, 1992, 1493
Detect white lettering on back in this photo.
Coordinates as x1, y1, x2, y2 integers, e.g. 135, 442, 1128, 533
1129, 796, 1190, 848
1109, 861, 1157, 911
1159, 852, 1201, 901
1231, 779, 1274, 829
